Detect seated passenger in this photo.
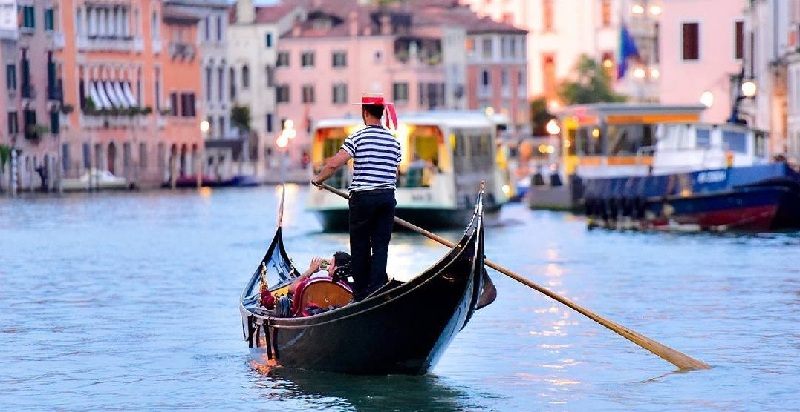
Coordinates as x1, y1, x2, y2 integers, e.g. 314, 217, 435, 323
289, 251, 354, 316
288, 251, 351, 294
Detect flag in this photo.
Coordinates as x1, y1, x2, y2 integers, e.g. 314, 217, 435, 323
617, 24, 640, 80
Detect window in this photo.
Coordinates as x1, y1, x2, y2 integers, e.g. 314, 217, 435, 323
517, 69, 526, 93
482, 38, 492, 59
44, 8, 54, 31
542, 53, 557, 98
276, 84, 290, 103
301, 51, 315, 68
62, 143, 69, 172
139, 143, 147, 170
265, 33, 272, 48
154, 67, 161, 110
169, 92, 178, 116
7, 112, 18, 134
218, 116, 225, 137
229, 67, 236, 99
217, 67, 224, 102
276, 51, 289, 67
734, 20, 744, 60
265, 113, 273, 133
600, 0, 611, 28
241, 65, 249, 89
392, 82, 409, 103
301, 84, 315, 103
682, 22, 699, 61
204, 17, 210, 41
501, 68, 509, 90
332, 51, 347, 68
466, 38, 475, 56
542, 0, 554, 32
332, 83, 347, 104
50, 110, 59, 134
481, 69, 490, 87
216, 15, 223, 41
180, 92, 196, 117
205, 66, 212, 102
265, 65, 274, 88
20, 5, 35, 29
6, 64, 16, 91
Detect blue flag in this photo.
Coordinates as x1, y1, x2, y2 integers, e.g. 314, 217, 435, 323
617, 24, 640, 80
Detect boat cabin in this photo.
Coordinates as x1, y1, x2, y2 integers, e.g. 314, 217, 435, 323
652, 123, 769, 174
556, 103, 707, 178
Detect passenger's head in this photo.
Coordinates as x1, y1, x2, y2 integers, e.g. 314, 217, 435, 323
328, 251, 351, 277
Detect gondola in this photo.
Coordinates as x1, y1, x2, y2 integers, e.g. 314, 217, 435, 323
239, 189, 494, 375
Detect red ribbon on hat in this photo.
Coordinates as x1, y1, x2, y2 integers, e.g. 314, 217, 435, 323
361, 96, 397, 130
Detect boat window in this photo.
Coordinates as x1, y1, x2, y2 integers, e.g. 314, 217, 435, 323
696, 129, 711, 148
755, 131, 766, 157
607, 124, 653, 155
722, 130, 747, 153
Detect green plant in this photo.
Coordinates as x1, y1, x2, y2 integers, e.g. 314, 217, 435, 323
231, 105, 252, 132
557, 54, 627, 105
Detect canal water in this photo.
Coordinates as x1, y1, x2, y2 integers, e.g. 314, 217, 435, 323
1, 186, 798, 411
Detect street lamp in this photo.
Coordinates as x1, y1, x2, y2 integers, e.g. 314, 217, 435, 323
276, 119, 296, 185
545, 119, 562, 186
728, 68, 758, 125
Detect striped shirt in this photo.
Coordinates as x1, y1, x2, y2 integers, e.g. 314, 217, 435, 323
342, 125, 401, 192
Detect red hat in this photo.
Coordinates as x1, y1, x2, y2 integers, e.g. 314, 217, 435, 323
352, 94, 398, 130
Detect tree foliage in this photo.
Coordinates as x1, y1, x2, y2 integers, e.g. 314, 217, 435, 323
557, 55, 627, 105
529, 97, 555, 137
230, 105, 252, 133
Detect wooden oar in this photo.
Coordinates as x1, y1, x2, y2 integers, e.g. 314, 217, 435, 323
315, 182, 710, 371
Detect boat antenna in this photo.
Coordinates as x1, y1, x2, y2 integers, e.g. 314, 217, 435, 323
278, 183, 286, 228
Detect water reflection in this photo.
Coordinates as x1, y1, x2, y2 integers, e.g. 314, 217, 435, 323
250, 362, 489, 412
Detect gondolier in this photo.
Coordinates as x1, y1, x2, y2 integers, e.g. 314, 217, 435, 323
312, 94, 402, 301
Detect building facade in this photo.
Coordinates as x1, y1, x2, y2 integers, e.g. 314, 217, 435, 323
460, 0, 621, 107
657, 0, 748, 124
228, 0, 302, 177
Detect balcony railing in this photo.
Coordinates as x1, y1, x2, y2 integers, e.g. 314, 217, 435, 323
76, 35, 143, 52
169, 42, 196, 60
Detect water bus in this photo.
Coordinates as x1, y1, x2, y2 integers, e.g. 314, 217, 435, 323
527, 103, 707, 210
306, 111, 511, 231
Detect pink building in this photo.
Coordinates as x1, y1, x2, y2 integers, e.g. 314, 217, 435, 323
657, 0, 748, 123
269, 0, 528, 158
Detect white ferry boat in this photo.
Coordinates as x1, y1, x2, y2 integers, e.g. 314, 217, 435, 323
306, 110, 511, 230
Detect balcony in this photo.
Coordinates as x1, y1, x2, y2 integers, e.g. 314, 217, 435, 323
76, 35, 143, 52
169, 42, 196, 61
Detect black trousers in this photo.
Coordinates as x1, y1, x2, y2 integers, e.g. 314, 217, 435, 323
348, 189, 396, 300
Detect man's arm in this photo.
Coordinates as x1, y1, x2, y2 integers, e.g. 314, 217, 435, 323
312, 149, 351, 186
289, 257, 324, 294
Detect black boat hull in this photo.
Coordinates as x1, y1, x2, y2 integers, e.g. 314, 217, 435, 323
241, 193, 488, 375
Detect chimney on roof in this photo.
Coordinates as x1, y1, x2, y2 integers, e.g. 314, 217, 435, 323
380, 14, 391, 35
349, 11, 358, 36
235, 0, 254, 24
292, 16, 301, 37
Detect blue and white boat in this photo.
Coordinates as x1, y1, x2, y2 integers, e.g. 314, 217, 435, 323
581, 123, 800, 231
